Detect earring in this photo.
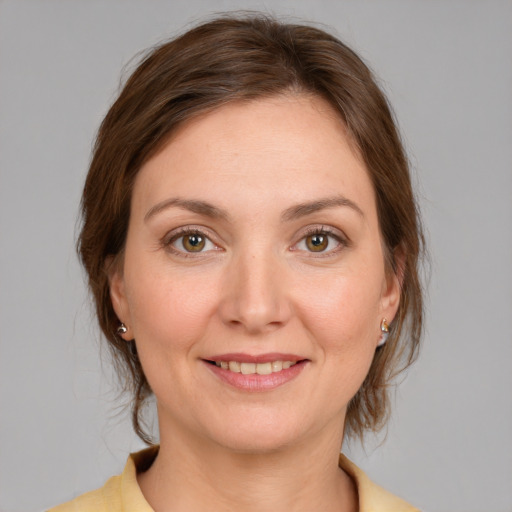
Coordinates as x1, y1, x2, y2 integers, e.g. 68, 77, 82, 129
116, 323, 128, 335
377, 318, 389, 347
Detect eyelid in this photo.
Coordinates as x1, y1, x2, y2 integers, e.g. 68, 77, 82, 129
160, 224, 348, 257
291, 225, 349, 255
162, 225, 222, 256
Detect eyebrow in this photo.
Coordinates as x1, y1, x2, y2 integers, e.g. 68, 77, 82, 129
144, 198, 231, 222
281, 195, 364, 222
144, 194, 363, 223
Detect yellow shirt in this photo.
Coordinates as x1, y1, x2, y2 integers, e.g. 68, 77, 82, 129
49, 447, 419, 511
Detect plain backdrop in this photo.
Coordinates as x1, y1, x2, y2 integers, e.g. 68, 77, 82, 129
1, 1, 511, 511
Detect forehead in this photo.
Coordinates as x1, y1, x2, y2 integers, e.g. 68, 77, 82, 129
132, 94, 376, 221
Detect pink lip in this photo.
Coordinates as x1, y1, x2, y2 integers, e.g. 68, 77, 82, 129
203, 358, 309, 392
207, 353, 305, 364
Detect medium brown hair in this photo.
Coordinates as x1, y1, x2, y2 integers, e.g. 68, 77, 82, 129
78, 13, 424, 443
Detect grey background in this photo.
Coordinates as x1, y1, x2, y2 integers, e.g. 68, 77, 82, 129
1, 1, 511, 511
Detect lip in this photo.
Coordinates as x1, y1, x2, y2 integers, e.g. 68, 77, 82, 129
203, 355, 309, 392
207, 353, 305, 364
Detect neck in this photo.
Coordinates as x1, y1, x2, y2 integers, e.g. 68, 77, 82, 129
137, 418, 357, 512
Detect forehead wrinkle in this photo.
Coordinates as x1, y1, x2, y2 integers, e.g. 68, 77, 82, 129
144, 197, 231, 223
281, 196, 364, 222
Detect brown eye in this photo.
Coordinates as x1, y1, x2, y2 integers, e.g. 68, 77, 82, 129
182, 233, 206, 252
306, 234, 328, 252
167, 228, 217, 256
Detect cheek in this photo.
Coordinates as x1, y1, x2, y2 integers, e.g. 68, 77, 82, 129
123, 267, 220, 406
297, 270, 382, 343
294, 265, 383, 386
125, 263, 218, 352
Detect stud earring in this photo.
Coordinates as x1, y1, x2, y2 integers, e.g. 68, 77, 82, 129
377, 318, 389, 347
116, 323, 128, 335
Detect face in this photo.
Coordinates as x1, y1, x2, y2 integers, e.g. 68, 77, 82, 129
110, 95, 400, 453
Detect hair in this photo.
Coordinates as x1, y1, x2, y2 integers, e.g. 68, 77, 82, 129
78, 13, 424, 444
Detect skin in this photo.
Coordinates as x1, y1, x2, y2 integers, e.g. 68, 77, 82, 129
109, 94, 401, 511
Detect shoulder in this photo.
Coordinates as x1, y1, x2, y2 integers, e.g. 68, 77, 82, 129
339, 454, 421, 512
47, 474, 122, 512
47, 447, 157, 512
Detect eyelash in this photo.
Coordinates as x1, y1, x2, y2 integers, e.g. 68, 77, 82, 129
162, 227, 220, 258
162, 226, 348, 258
293, 226, 348, 256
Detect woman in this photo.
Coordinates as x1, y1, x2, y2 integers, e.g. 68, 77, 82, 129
51, 13, 424, 512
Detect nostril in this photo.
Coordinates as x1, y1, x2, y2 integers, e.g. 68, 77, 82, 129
218, 280, 292, 334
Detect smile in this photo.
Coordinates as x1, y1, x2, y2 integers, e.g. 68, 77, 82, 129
214, 360, 297, 375
204, 354, 308, 391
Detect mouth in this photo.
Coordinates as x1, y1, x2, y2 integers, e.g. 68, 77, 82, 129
203, 353, 309, 390
207, 360, 299, 375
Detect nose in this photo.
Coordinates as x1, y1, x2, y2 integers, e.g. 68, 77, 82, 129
218, 248, 292, 335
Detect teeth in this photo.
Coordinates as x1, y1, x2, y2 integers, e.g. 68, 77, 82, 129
214, 360, 297, 374
241, 362, 256, 375
228, 361, 241, 372
256, 362, 272, 375
272, 361, 283, 372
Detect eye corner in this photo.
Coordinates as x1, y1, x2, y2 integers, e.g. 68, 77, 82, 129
161, 225, 223, 258
291, 225, 349, 256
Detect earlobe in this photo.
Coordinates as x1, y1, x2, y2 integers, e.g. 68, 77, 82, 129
106, 256, 132, 339
377, 318, 390, 347
377, 271, 401, 348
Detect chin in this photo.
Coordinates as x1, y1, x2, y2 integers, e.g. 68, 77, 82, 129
205, 415, 308, 455
215, 432, 296, 455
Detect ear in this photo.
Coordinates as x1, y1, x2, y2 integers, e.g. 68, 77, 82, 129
380, 244, 406, 324
106, 255, 133, 340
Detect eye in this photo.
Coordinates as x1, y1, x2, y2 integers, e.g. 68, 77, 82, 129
294, 227, 346, 254
166, 228, 218, 255
305, 233, 329, 252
